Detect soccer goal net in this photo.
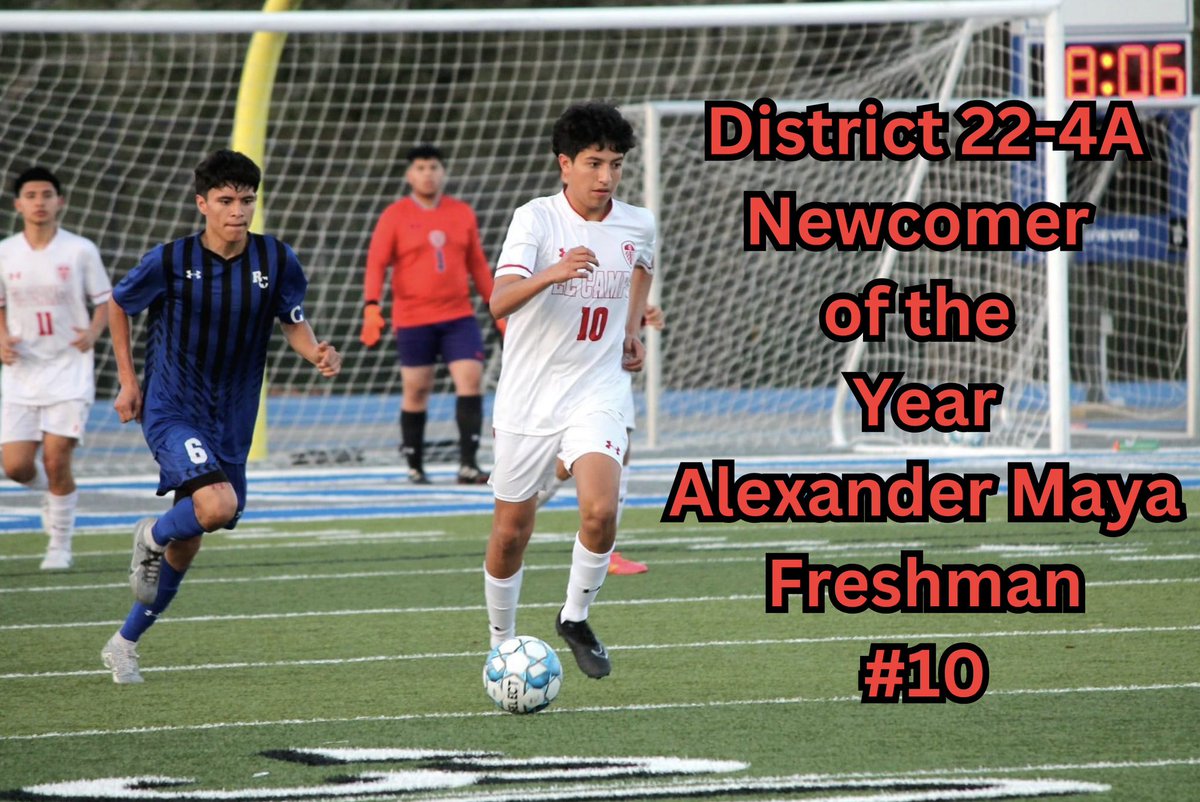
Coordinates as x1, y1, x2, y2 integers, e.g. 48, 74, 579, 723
0, 1, 1193, 473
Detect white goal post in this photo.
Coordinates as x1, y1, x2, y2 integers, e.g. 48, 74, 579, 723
5, 0, 1194, 473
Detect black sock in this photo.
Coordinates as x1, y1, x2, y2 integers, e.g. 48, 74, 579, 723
400, 410, 426, 472
456, 395, 483, 468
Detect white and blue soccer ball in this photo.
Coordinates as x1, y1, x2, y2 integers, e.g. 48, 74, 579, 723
483, 635, 563, 714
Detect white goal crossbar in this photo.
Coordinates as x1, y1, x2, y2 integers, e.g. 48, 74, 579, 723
0, 1, 1062, 34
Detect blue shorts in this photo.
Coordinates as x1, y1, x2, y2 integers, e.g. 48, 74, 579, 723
395, 315, 485, 367
146, 421, 247, 529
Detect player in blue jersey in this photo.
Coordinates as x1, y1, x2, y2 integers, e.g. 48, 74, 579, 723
99, 149, 342, 683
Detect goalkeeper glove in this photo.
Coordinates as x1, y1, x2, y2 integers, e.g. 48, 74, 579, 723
360, 302, 387, 348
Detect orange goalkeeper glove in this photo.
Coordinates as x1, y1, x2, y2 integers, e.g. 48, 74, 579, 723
360, 302, 387, 348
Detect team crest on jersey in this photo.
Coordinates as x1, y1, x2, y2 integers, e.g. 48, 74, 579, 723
621, 241, 637, 267
252, 270, 269, 289
429, 230, 448, 272
57, 264, 71, 282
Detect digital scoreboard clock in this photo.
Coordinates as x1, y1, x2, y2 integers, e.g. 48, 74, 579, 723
1028, 38, 1191, 99
1064, 40, 1188, 99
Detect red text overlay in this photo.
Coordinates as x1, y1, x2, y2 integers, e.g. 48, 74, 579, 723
765, 550, 1085, 614
661, 460, 1185, 536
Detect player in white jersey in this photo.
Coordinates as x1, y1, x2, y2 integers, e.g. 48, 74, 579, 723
485, 102, 654, 679
0, 167, 111, 570
537, 304, 666, 576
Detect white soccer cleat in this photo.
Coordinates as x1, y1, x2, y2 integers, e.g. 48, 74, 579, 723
100, 633, 144, 684
39, 547, 73, 571
129, 517, 164, 604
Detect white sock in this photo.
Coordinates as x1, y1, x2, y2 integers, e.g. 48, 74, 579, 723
46, 490, 77, 550
21, 461, 49, 492
484, 564, 524, 648
561, 533, 612, 623
615, 467, 629, 529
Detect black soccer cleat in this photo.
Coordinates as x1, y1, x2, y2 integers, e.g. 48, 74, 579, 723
555, 607, 611, 679
408, 469, 432, 485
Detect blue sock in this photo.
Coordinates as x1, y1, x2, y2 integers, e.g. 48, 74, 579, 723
151, 497, 204, 545
119, 558, 186, 642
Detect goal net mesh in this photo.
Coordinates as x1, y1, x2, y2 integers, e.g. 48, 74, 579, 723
4, 8, 1176, 471
1064, 112, 1193, 446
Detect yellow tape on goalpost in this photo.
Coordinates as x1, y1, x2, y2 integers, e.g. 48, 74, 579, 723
235, 0, 301, 462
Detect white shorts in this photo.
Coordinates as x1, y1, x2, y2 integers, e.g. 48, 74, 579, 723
1, 400, 90, 445
490, 413, 628, 503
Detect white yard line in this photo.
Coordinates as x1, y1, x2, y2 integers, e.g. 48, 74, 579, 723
2, 564, 1196, 595
4, 623, 1197, 679
1, 683, 1196, 741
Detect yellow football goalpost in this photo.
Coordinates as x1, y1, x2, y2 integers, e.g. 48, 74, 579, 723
235, 0, 300, 462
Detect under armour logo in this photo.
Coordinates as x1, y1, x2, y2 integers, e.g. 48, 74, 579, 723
558, 247, 566, 258
185, 269, 202, 280
604, 440, 621, 456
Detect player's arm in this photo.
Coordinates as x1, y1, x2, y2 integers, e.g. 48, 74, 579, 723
464, 212, 507, 336
465, 210, 494, 300
0, 306, 18, 365
361, 207, 395, 347
622, 264, 653, 372
277, 245, 339, 375
108, 299, 142, 423
108, 247, 165, 423
74, 241, 113, 352
490, 246, 598, 319
71, 299, 109, 353
282, 320, 342, 378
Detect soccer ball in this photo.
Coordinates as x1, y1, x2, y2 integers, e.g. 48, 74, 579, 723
483, 635, 563, 714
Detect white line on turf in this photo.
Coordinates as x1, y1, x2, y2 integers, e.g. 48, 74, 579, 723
3, 594, 756, 630
793, 756, 1200, 781
1, 686, 1196, 741
1110, 553, 1200, 561
2, 567, 1196, 596
3, 624, 1197, 679
0, 536, 1179, 566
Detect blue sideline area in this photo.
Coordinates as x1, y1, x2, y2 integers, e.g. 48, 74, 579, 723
82, 381, 1190, 438
3, 450, 1200, 534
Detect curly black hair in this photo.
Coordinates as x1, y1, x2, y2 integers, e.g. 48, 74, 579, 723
194, 149, 261, 197
551, 101, 636, 159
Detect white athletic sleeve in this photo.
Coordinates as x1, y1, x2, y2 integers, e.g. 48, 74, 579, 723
82, 240, 113, 305
636, 208, 657, 273
495, 203, 541, 279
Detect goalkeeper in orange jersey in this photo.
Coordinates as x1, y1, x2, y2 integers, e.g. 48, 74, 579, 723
361, 145, 502, 485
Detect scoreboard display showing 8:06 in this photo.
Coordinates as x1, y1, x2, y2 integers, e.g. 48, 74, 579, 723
1028, 37, 1191, 100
